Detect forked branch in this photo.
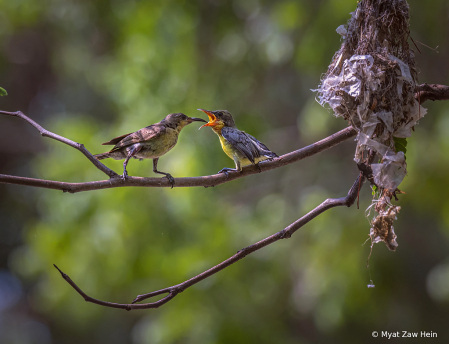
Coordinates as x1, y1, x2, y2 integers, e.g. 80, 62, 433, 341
54, 174, 364, 310
0, 84, 445, 192
0, 110, 118, 178
0, 108, 357, 191
4, 82, 449, 309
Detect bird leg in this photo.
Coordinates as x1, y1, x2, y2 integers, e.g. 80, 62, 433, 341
153, 158, 175, 188
218, 158, 241, 178
217, 168, 238, 178
122, 145, 142, 180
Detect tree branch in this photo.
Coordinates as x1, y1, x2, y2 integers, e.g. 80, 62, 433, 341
0, 122, 357, 192
7, 81, 449, 309
0, 110, 119, 178
54, 174, 364, 310
415, 83, 449, 103
1, 83, 446, 192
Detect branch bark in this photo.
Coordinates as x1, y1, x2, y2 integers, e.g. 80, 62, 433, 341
4, 82, 449, 309
0, 110, 118, 179
0, 85, 445, 192
415, 83, 449, 104
54, 174, 364, 310
0, 109, 357, 192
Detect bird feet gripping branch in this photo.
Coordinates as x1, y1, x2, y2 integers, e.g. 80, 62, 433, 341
198, 109, 277, 178
160, 172, 175, 188
218, 167, 239, 179
152, 158, 175, 188
94, 113, 206, 186
121, 156, 135, 181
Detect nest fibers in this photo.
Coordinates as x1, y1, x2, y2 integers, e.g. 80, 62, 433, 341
314, 0, 426, 251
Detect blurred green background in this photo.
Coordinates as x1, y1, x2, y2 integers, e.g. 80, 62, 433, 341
1, 0, 449, 343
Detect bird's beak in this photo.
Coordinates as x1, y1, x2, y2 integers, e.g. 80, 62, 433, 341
197, 109, 217, 129
188, 116, 207, 123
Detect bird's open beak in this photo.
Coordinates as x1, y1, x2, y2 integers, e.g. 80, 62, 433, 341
188, 116, 207, 123
197, 109, 217, 129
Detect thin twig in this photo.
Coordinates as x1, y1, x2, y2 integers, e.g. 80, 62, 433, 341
54, 174, 364, 310
412, 39, 439, 53
409, 36, 421, 54
0, 110, 118, 178
0, 125, 358, 192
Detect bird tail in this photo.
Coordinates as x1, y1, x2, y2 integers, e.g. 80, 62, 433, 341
94, 152, 110, 160
266, 151, 278, 158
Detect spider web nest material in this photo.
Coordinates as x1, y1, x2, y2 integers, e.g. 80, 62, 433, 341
314, 0, 426, 251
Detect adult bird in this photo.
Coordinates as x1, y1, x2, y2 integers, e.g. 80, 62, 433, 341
94, 113, 206, 186
198, 109, 278, 175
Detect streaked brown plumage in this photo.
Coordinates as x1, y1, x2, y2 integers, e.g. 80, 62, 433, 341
95, 113, 206, 186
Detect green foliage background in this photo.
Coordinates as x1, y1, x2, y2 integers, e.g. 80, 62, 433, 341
1, 0, 449, 343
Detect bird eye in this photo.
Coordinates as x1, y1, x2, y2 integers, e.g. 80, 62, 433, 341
181, 114, 187, 120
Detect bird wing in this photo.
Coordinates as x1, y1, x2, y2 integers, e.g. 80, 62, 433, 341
243, 132, 278, 158
102, 133, 133, 145
109, 124, 166, 152
221, 127, 262, 164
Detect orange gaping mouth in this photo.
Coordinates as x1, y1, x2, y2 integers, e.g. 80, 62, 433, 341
198, 109, 217, 129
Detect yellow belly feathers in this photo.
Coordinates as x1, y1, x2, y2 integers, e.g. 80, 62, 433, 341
217, 132, 267, 167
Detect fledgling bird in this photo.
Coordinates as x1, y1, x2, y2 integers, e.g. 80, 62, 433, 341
198, 109, 278, 174
94, 113, 206, 186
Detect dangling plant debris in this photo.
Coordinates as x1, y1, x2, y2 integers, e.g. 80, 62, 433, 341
314, 0, 426, 251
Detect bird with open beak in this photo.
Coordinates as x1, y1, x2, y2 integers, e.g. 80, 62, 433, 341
94, 113, 206, 187
198, 109, 278, 175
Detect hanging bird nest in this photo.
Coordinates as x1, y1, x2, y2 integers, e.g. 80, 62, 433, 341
314, 0, 426, 251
